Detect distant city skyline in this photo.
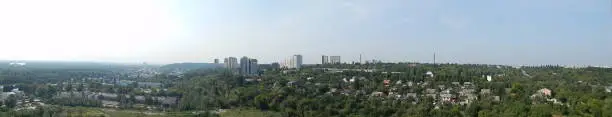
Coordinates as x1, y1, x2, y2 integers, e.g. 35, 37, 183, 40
0, 0, 610, 66
281, 55, 303, 69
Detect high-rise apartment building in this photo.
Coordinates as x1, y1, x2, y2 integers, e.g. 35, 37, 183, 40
224, 57, 238, 69
214, 59, 219, 64
239, 56, 259, 75
249, 59, 258, 75
322, 55, 329, 64
281, 54, 303, 69
294, 55, 302, 69
240, 57, 250, 75
330, 56, 341, 64
281, 58, 293, 69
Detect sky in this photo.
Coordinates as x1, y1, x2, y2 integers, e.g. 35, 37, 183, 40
0, 0, 610, 66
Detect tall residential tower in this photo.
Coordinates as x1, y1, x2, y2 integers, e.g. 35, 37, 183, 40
281, 54, 303, 69
224, 57, 238, 69
294, 55, 302, 69
330, 56, 341, 64
322, 55, 329, 64
240, 56, 259, 75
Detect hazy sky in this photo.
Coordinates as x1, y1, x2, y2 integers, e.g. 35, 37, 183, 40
0, 0, 610, 65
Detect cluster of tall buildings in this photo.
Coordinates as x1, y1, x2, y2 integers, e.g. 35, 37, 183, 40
221, 57, 259, 75
281, 55, 303, 69
322, 55, 341, 64
217, 54, 316, 74
240, 57, 259, 75
223, 57, 238, 69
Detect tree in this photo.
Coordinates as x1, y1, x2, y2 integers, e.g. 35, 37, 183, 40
510, 83, 524, 99
145, 95, 154, 105
529, 104, 553, 117
2, 85, 13, 92
5, 95, 17, 108
130, 82, 138, 88
77, 83, 84, 92
254, 94, 270, 110
66, 83, 73, 91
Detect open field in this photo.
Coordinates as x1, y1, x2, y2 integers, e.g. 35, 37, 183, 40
219, 108, 281, 117
59, 107, 171, 117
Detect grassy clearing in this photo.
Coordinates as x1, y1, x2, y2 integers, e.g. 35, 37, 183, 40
59, 107, 106, 117
219, 108, 282, 117
61, 107, 169, 117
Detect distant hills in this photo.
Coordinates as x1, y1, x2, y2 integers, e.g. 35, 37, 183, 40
0, 60, 128, 69
159, 63, 222, 71
0, 61, 223, 72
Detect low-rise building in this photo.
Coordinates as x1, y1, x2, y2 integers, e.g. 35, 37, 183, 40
371, 92, 384, 97
426, 71, 434, 78
459, 89, 475, 97
426, 89, 437, 94
480, 89, 491, 95
537, 88, 552, 96
383, 80, 391, 86
437, 85, 445, 90
406, 93, 418, 99
493, 96, 501, 102
440, 94, 454, 103
531, 88, 553, 99
161, 97, 178, 107
459, 94, 478, 105
102, 100, 119, 108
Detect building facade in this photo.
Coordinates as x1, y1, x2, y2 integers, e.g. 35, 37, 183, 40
214, 59, 219, 64
249, 59, 258, 74
271, 62, 280, 69
224, 57, 238, 69
294, 55, 302, 69
322, 55, 329, 64
281, 54, 303, 69
240, 57, 250, 75
330, 56, 341, 64
239, 56, 259, 75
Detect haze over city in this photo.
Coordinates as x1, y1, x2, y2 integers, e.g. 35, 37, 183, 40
0, 0, 610, 66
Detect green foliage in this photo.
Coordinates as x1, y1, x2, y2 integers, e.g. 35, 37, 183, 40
5, 95, 17, 108
181, 64, 612, 116
220, 108, 281, 117
3, 63, 612, 117
48, 97, 102, 107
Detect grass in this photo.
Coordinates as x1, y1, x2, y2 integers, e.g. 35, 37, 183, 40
219, 108, 282, 117
61, 107, 169, 117
59, 107, 106, 117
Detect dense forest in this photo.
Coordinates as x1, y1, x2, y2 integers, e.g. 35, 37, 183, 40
173, 63, 612, 117
0, 63, 611, 117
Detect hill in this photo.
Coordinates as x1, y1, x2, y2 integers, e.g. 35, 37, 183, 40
160, 63, 222, 71
0, 60, 128, 70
